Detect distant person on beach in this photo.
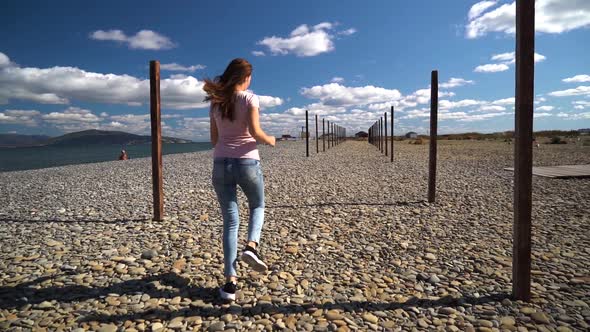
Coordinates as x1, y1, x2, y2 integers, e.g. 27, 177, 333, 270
204, 58, 275, 301
118, 149, 128, 160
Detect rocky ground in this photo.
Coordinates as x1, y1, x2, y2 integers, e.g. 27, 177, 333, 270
0, 140, 588, 332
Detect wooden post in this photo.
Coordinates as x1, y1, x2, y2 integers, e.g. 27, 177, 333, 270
385, 112, 388, 156
315, 114, 319, 153
379, 117, 383, 153
327, 121, 330, 149
428, 70, 438, 203
391, 106, 394, 163
149, 60, 164, 221
323, 118, 325, 151
513, 0, 534, 302
306, 110, 309, 157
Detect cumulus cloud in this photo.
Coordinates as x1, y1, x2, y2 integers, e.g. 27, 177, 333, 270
42, 107, 101, 124
548, 86, 590, 97
535, 105, 555, 111
256, 22, 355, 57
439, 77, 474, 89
468, 1, 498, 21
258, 95, 284, 109
573, 100, 590, 109
251, 51, 266, 57
160, 63, 206, 72
490, 51, 546, 64
466, 0, 590, 39
475, 51, 545, 73
563, 74, 590, 83
331, 77, 344, 83
300, 83, 402, 107
474, 63, 510, 73
0, 109, 40, 126
90, 29, 176, 50
0, 52, 210, 110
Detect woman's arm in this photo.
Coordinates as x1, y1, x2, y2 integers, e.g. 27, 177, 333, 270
248, 106, 275, 146
210, 111, 218, 146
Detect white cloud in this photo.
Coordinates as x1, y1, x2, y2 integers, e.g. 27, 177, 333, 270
251, 51, 266, 57
338, 28, 357, 36
0, 52, 210, 110
90, 29, 175, 50
256, 22, 355, 57
476, 51, 545, 73
478, 105, 506, 112
490, 51, 546, 64
492, 97, 515, 105
534, 112, 552, 118
0, 53, 11, 67
439, 99, 483, 110
0, 109, 40, 126
572, 101, 590, 109
160, 63, 206, 72
42, 107, 101, 124
536, 105, 554, 111
548, 86, 590, 97
440, 77, 475, 89
490, 52, 514, 62
301, 83, 402, 107
563, 74, 590, 83
466, 0, 590, 39
258, 95, 284, 109
468, 1, 498, 20
474, 63, 510, 73
331, 77, 344, 83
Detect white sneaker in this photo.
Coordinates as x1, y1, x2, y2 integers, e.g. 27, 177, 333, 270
241, 245, 268, 272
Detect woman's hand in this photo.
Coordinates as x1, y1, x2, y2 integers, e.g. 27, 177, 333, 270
267, 136, 276, 147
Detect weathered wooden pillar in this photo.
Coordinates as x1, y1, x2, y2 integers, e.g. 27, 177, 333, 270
323, 118, 325, 151
391, 106, 394, 163
513, 0, 534, 302
385, 112, 388, 156
306, 110, 309, 157
149, 60, 163, 221
428, 70, 438, 203
315, 114, 319, 153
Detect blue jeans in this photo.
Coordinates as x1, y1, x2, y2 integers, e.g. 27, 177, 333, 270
212, 158, 265, 277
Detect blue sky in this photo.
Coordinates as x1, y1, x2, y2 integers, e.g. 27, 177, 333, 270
1, 0, 589, 140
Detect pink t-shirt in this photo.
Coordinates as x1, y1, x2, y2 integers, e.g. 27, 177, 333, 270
210, 90, 260, 160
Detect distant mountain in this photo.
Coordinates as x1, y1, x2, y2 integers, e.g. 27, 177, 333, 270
0, 130, 192, 148
0, 134, 51, 148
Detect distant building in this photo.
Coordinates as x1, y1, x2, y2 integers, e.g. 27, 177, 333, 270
405, 131, 418, 139
355, 131, 368, 138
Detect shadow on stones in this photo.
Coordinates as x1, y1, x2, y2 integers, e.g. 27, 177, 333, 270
0, 217, 149, 224
0, 271, 510, 323
267, 200, 426, 209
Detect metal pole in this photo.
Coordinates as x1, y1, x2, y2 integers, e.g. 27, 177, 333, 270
428, 70, 438, 203
513, 0, 534, 302
149, 60, 164, 221
306, 110, 309, 157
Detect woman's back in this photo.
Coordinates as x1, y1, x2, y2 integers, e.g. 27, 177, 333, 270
211, 90, 260, 160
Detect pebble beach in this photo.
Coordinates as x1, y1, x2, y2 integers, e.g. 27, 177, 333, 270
0, 140, 589, 331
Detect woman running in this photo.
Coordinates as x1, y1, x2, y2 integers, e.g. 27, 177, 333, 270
204, 58, 276, 301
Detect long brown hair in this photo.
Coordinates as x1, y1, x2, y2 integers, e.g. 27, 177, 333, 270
203, 58, 252, 121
